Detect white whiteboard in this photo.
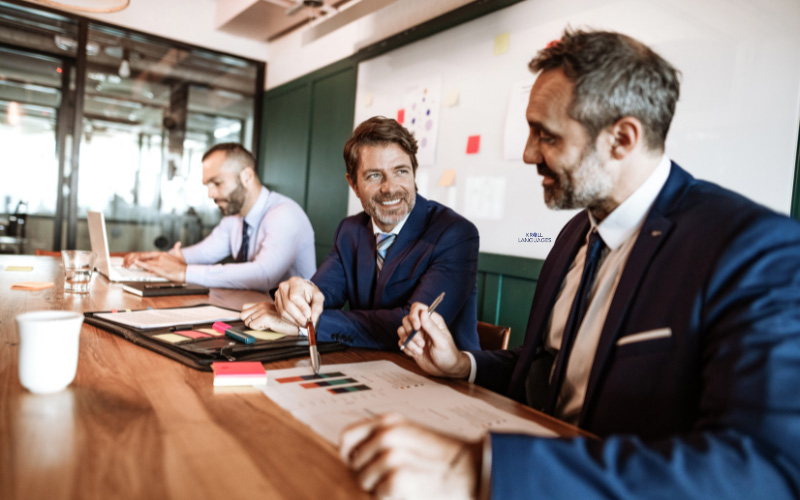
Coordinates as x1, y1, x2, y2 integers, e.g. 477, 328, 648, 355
351, 0, 800, 259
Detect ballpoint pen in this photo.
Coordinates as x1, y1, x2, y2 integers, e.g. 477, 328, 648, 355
400, 291, 445, 351
307, 318, 320, 375
145, 283, 187, 289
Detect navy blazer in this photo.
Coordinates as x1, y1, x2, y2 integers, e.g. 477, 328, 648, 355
312, 195, 480, 350
473, 164, 800, 499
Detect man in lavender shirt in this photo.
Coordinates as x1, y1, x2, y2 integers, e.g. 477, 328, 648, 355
123, 143, 316, 292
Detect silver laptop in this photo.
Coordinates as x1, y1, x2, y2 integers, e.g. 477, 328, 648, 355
87, 211, 169, 283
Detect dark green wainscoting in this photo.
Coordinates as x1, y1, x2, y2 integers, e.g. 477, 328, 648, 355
260, 59, 358, 267
477, 253, 544, 349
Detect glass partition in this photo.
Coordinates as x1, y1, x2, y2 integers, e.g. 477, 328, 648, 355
0, 0, 262, 254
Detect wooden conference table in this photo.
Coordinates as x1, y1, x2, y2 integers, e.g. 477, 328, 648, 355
0, 255, 585, 500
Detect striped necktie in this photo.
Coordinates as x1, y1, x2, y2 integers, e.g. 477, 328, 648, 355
236, 221, 250, 263
376, 232, 396, 272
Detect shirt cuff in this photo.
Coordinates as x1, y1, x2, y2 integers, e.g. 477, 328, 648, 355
465, 351, 478, 384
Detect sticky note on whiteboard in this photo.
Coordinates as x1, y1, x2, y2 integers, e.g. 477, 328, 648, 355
363, 92, 374, 108
397, 109, 405, 124
445, 89, 460, 107
494, 32, 510, 55
466, 135, 481, 154
438, 169, 456, 187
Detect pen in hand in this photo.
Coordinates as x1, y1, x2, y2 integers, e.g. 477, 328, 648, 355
400, 291, 445, 351
307, 318, 320, 375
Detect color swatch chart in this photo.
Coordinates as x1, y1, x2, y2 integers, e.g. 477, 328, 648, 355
275, 372, 371, 395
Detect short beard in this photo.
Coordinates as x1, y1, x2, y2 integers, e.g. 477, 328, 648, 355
219, 180, 247, 216
541, 144, 613, 213
364, 191, 415, 229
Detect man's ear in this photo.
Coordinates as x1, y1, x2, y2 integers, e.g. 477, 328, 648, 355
608, 116, 643, 160
346, 173, 359, 197
239, 167, 256, 186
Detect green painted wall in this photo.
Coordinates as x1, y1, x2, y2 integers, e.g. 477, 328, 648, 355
259, 61, 357, 266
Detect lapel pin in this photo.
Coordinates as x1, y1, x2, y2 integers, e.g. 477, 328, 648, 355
651, 230, 662, 237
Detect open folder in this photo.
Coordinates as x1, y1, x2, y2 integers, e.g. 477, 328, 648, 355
84, 304, 345, 371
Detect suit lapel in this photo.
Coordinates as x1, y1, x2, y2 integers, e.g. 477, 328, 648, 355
373, 196, 429, 305
579, 163, 692, 425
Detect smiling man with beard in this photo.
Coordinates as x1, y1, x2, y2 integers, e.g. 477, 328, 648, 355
123, 143, 316, 291
241, 117, 481, 350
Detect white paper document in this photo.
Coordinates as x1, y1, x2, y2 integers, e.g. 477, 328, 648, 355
94, 305, 239, 329
260, 360, 557, 445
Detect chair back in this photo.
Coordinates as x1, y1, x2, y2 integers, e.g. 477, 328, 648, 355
477, 321, 511, 350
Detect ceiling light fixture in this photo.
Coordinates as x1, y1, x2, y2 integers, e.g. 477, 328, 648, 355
28, 0, 130, 13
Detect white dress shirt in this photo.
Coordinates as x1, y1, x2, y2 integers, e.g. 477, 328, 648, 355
181, 186, 316, 292
468, 155, 672, 425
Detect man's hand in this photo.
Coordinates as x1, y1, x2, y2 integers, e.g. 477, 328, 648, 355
274, 277, 324, 327
340, 413, 482, 499
122, 241, 186, 283
240, 302, 300, 336
122, 243, 187, 282
398, 302, 472, 379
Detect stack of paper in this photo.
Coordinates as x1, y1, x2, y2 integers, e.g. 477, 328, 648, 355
212, 362, 267, 387
259, 360, 557, 445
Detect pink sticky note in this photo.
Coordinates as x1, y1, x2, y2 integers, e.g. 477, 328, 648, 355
466, 135, 481, 154
397, 109, 405, 124
175, 330, 212, 339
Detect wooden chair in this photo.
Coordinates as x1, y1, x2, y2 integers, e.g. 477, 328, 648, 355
477, 321, 511, 350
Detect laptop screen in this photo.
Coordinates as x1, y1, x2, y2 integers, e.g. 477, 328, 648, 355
87, 211, 112, 275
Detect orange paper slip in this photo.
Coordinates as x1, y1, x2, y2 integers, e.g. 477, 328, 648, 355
11, 281, 55, 291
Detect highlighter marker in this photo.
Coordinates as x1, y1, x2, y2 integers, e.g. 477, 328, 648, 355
225, 327, 256, 344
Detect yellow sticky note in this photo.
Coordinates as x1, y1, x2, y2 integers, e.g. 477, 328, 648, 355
11, 281, 55, 291
153, 333, 190, 344
494, 32, 510, 55
438, 169, 456, 187
363, 92, 374, 108
197, 328, 222, 336
6, 266, 33, 272
445, 89, 460, 107
245, 330, 287, 341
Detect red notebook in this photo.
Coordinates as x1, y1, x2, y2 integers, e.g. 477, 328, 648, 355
211, 361, 267, 387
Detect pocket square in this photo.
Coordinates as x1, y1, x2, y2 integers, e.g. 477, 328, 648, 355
616, 328, 672, 346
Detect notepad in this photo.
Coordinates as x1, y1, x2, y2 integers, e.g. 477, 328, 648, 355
212, 361, 267, 387
94, 305, 239, 329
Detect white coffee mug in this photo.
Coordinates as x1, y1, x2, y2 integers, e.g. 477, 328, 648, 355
16, 310, 84, 394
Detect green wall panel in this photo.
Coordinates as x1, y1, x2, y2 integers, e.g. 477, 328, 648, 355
496, 275, 537, 348
305, 67, 357, 259
260, 85, 311, 206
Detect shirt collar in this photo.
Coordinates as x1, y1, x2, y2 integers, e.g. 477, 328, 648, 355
589, 155, 671, 251
243, 186, 270, 229
372, 212, 410, 238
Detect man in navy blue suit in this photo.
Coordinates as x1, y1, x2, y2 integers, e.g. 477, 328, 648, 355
338, 29, 800, 499
242, 116, 480, 350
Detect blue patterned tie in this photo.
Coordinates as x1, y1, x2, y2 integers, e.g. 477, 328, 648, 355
376, 232, 396, 272
236, 221, 250, 263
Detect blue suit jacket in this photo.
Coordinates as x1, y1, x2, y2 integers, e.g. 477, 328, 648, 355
312, 195, 480, 350
473, 164, 800, 499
